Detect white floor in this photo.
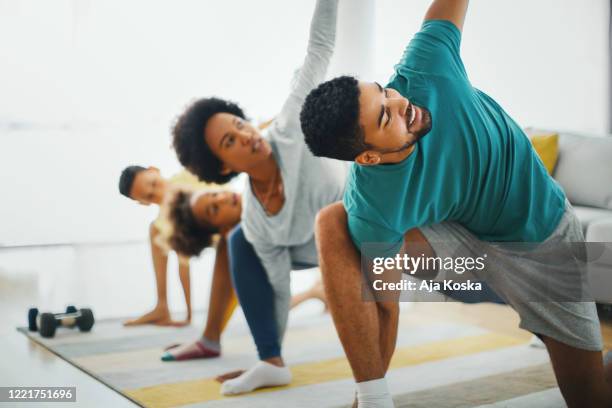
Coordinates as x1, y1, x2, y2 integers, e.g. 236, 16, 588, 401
0, 241, 324, 407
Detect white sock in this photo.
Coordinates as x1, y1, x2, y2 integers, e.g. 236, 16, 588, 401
528, 335, 546, 349
220, 361, 292, 395
356, 378, 394, 408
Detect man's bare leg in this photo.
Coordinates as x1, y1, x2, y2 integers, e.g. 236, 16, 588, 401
125, 223, 176, 326
541, 335, 612, 407
316, 203, 438, 407
316, 204, 435, 375
316, 203, 400, 407
316, 202, 390, 381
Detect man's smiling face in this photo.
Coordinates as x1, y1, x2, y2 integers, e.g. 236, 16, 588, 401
356, 81, 432, 164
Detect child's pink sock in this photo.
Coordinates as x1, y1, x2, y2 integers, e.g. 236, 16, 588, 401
161, 337, 220, 361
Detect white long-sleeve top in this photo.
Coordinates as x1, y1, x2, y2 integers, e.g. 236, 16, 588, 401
241, 0, 347, 341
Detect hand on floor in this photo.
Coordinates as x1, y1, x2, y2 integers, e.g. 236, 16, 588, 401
215, 370, 246, 383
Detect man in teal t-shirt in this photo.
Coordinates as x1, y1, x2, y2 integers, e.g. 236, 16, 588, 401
311, 19, 566, 253
300, 1, 610, 407
345, 18, 565, 250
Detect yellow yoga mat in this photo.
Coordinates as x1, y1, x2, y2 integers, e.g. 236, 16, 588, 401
126, 332, 526, 408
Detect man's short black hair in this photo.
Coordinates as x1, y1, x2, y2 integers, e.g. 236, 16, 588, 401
119, 165, 146, 198
300, 75, 369, 161
168, 191, 218, 257
172, 97, 246, 184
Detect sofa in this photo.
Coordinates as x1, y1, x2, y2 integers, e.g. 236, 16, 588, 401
540, 130, 612, 304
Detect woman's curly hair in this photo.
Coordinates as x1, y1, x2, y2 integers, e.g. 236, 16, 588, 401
167, 190, 219, 257
172, 97, 246, 184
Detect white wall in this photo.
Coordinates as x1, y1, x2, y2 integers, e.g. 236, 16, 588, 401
0, 0, 609, 246
0, 0, 317, 246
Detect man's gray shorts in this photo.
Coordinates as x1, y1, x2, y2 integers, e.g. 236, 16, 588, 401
420, 200, 603, 351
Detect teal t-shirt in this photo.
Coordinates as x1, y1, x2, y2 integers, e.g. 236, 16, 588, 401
344, 20, 566, 253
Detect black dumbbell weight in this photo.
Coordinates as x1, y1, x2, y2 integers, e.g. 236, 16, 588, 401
35, 307, 95, 338
76, 308, 94, 332
28, 308, 39, 331
39, 313, 58, 338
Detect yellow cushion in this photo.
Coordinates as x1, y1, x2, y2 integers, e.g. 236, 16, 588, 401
529, 132, 559, 175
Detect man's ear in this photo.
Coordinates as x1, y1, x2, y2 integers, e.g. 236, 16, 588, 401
355, 150, 382, 166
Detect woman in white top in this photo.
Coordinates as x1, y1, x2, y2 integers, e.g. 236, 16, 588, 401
172, 0, 344, 395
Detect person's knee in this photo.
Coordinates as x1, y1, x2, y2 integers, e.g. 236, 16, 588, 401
226, 225, 249, 281
315, 202, 358, 277
315, 202, 347, 244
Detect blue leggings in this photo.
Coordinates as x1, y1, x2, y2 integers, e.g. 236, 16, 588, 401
228, 225, 281, 360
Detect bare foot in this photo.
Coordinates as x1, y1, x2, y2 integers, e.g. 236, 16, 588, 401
290, 279, 328, 311
309, 279, 327, 310
124, 306, 177, 326
215, 370, 246, 383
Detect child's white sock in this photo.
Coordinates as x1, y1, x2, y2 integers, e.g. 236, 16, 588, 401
356, 378, 394, 408
220, 361, 291, 395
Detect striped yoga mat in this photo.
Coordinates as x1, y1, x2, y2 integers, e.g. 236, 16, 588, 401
18, 308, 563, 407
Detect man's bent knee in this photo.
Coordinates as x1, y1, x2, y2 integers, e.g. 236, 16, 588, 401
315, 202, 347, 241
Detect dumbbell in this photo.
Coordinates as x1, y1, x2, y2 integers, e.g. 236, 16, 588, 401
28, 305, 78, 331
28, 306, 95, 338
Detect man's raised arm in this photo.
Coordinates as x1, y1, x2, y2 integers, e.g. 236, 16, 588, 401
424, 0, 469, 32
